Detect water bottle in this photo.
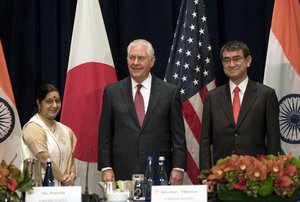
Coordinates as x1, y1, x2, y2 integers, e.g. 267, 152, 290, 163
43, 158, 54, 186
144, 156, 155, 201
156, 156, 168, 185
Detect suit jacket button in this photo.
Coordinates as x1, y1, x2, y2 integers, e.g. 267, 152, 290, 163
235, 133, 238, 137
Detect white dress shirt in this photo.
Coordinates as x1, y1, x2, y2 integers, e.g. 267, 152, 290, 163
131, 74, 152, 113
229, 77, 249, 104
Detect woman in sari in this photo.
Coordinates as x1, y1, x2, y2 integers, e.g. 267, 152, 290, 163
22, 84, 77, 186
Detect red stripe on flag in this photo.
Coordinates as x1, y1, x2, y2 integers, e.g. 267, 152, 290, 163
186, 149, 200, 184
182, 100, 201, 144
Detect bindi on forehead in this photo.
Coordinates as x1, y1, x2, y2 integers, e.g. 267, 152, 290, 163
46, 92, 60, 99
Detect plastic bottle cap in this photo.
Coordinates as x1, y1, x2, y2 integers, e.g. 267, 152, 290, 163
158, 156, 165, 161
46, 158, 51, 162
147, 156, 153, 161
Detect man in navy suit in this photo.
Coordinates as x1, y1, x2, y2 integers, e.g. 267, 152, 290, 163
98, 39, 187, 184
200, 41, 281, 170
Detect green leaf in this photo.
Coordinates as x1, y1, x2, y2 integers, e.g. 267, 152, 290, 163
266, 154, 277, 160
17, 179, 33, 192
216, 156, 231, 165
291, 157, 300, 170
258, 177, 274, 197
18, 172, 24, 183
198, 169, 212, 180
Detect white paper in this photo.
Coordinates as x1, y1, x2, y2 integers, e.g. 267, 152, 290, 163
25, 186, 81, 202
151, 185, 207, 202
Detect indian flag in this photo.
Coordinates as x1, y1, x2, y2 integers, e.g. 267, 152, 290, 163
0, 40, 22, 168
263, 0, 300, 157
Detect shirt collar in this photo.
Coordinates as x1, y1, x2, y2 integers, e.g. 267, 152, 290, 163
229, 77, 249, 94
131, 73, 152, 89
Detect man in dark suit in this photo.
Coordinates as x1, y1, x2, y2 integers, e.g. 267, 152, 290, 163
200, 41, 281, 170
98, 39, 187, 185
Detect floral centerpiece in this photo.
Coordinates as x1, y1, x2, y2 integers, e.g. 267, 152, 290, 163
199, 153, 300, 201
0, 159, 33, 202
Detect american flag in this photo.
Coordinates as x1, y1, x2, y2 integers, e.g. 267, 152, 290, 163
165, 0, 216, 184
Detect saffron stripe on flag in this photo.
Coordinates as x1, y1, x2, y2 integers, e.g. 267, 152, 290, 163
270, 0, 300, 76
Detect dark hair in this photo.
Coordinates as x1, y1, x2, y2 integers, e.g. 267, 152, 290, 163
220, 41, 251, 60
36, 84, 60, 104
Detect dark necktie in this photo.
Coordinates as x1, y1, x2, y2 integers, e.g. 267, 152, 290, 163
135, 84, 145, 126
233, 86, 240, 124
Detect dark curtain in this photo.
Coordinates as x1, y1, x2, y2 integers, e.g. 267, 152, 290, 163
0, 0, 274, 125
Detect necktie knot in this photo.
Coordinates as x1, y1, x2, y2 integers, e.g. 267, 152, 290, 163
234, 86, 240, 94
137, 84, 142, 91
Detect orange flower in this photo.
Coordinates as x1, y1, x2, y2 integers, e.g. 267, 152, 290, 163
236, 155, 253, 172
0, 167, 9, 183
220, 158, 235, 171
286, 152, 293, 161
199, 153, 300, 198
247, 161, 267, 181
264, 158, 279, 173
229, 154, 240, 163
207, 166, 225, 181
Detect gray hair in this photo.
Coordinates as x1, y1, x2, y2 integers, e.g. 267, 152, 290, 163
127, 39, 155, 57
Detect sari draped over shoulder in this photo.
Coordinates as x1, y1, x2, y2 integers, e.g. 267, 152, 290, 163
22, 114, 76, 186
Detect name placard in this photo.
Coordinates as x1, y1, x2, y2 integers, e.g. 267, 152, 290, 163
151, 185, 207, 202
25, 186, 81, 202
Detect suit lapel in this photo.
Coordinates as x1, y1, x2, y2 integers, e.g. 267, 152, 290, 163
236, 80, 257, 127
142, 76, 163, 128
120, 77, 141, 127
218, 84, 236, 128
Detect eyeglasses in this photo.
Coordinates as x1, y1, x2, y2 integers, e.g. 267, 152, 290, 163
128, 55, 147, 62
222, 56, 245, 65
